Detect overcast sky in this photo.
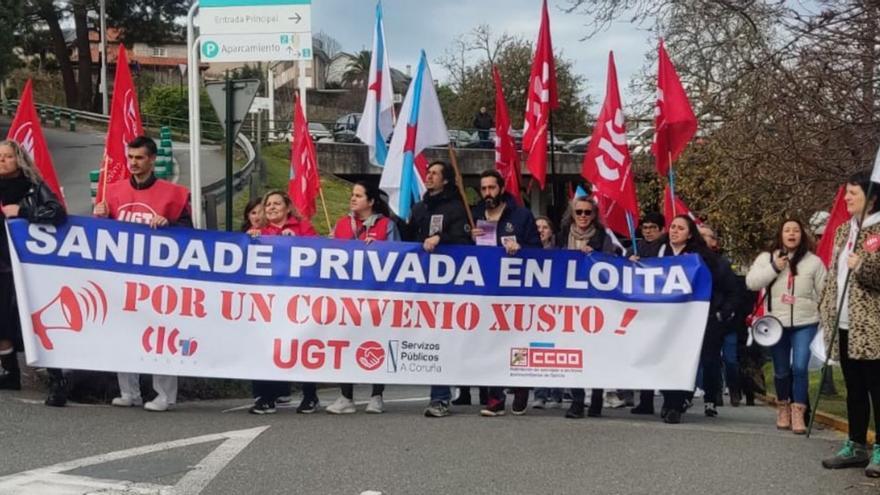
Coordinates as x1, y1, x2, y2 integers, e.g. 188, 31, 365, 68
311, 0, 657, 109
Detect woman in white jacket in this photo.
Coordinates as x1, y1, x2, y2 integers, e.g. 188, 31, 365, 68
746, 218, 826, 434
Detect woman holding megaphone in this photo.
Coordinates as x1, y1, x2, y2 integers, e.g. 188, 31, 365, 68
746, 218, 826, 434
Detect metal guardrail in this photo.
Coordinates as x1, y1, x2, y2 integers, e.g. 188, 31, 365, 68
2, 98, 257, 230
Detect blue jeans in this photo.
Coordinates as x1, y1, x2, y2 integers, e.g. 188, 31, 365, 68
770, 324, 818, 404
430, 385, 451, 402
534, 388, 563, 402
721, 331, 739, 392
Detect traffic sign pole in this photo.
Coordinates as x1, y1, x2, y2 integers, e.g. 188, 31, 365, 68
187, 2, 204, 228
225, 73, 235, 231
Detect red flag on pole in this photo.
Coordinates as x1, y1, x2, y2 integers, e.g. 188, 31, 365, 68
593, 189, 632, 238
521, 0, 557, 190
816, 186, 849, 267
663, 185, 703, 226
289, 94, 321, 219
652, 39, 697, 176
492, 66, 522, 206
96, 45, 143, 204
581, 52, 639, 224
6, 80, 65, 206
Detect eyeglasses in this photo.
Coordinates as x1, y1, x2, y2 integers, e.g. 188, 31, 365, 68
574, 209, 594, 216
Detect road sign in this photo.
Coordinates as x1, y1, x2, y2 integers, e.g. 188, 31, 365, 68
205, 79, 261, 138
200, 33, 313, 62
199, 4, 311, 34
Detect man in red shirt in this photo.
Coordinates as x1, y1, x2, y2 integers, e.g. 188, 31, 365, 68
94, 135, 192, 412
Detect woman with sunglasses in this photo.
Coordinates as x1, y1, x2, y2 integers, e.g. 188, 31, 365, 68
556, 196, 618, 419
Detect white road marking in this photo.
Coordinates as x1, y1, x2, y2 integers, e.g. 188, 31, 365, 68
0, 426, 269, 495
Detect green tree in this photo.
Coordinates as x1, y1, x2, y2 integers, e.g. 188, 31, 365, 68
342, 50, 372, 88
0, 1, 23, 82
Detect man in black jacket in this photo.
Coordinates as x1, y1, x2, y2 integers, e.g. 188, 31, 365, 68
406, 161, 472, 417
473, 106, 494, 145
470, 169, 541, 417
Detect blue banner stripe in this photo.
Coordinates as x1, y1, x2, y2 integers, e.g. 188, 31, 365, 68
9, 216, 713, 303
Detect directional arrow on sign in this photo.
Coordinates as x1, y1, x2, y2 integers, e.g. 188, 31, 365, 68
289, 12, 302, 23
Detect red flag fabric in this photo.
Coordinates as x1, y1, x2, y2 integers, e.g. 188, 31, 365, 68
663, 185, 703, 226
816, 185, 849, 267
289, 95, 321, 219
96, 45, 143, 203
581, 52, 639, 224
593, 188, 632, 238
521, 0, 558, 190
652, 39, 697, 177
492, 66, 522, 206
6, 80, 65, 206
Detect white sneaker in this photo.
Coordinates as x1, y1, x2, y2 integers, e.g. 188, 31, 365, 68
604, 392, 626, 409
326, 396, 356, 414
111, 396, 143, 407
144, 398, 170, 412
693, 388, 705, 399
531, 398, 547, 409
365, 395, 384, 414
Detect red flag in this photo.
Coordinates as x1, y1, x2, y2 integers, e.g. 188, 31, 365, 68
492, 66, 522, 206
289, 95, 321, 219
652, 39, 697, 176
6, 80, 65, 206
96, 45, 143, 203
593, 188, 632, 238
521, 0, 557, 190
816, 186, 849, 267
581, 52, 639, 224
663, 185, 703, 226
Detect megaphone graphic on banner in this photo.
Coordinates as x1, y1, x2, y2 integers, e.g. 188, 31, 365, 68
31, 287, 83, 350
30, 282, 107, 350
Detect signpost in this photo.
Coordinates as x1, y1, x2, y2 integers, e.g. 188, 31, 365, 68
205, 78, 260, 231
188, 0, 313, 228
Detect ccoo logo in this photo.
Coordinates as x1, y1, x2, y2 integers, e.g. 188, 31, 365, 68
355, 341, 385, 371
142, 325, 198, 356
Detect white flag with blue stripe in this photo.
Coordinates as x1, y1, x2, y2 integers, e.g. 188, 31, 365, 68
356, 1, 396, 167
379, 51, 449, 219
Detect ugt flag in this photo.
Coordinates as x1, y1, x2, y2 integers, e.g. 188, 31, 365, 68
6, 80, 65, 206
581, 52, 639, 226
492, 66, 522, 206
379, 50, 448, 219
96, 45, 143, 203
355, 1, 396, 167
521, 0, 558, 190
289, 94, 321, 219
652, 39, 697, 177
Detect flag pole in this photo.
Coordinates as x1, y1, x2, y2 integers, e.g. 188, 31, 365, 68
549, 110, 558, 208
98, 155, 110, 206
807, 180, 876, 437
667, 151, 678, 216
318, 183, 332, 233
447, 145, 475, 231
625, 211, 639, 257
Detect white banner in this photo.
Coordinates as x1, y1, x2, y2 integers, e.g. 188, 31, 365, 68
9, 217, 713, 389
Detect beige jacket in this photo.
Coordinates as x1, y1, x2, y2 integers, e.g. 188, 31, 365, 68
746, 251, 826, 327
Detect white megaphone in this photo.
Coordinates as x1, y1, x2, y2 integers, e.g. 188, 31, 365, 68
748, 315, 783, 347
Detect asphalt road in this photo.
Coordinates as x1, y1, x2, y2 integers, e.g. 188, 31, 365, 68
0, 385, 876, 495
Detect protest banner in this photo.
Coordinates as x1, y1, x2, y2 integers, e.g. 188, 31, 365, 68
8, 216, 711, 389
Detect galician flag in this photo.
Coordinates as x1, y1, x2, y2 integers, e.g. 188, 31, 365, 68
379, 50, 448, 219
355, 1, 396, 167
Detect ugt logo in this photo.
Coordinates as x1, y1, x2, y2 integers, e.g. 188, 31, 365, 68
142, 326, 198, 356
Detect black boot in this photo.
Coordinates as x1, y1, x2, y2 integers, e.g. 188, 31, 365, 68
478, 387, 489, 406
45, 369, 68, 407
451, 387, 472, 406
0, 351, 21, 391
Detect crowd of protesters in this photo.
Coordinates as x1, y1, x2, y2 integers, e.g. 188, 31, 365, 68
1, 136, 880, 477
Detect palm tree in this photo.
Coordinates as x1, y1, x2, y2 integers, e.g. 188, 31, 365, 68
342, 50, 372, 88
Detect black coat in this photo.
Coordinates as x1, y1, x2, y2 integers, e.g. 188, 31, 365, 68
0, 176, 67, 272
405, 186, 472, 245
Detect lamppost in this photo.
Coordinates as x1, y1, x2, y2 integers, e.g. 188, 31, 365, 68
100, 0, 108, 114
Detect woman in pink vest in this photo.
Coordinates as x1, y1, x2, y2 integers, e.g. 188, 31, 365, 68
325, 181, 399, 415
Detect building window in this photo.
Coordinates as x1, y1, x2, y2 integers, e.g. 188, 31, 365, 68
151, 47, 168, 57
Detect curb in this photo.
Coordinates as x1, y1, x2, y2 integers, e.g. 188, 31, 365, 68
758, 393, 875, 444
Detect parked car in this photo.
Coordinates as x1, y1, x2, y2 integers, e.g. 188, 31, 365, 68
333, 113, 362, 143
280, 122, 334, 143
565, 136, 591, 154
448, 129, 477, 148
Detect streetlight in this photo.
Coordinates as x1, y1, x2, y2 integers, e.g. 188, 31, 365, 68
100, 0, 108, 114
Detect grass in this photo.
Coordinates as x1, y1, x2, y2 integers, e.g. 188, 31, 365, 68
220, 143, 353, 234
762, 362, 849, 419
